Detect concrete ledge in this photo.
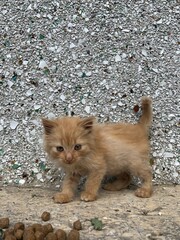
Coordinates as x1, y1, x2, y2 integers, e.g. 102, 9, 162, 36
0, 185, 179, 239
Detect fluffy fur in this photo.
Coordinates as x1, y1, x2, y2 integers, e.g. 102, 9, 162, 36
42, 96, 153, 203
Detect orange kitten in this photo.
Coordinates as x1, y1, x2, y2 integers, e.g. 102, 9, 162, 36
42, 96, 153, 203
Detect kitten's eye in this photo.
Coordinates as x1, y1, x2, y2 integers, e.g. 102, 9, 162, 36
74, 144, 81, 151
56, 146, 64, 152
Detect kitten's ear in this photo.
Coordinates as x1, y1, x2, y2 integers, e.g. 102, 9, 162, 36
42, 118, 56, 135
79, 117, 95, 133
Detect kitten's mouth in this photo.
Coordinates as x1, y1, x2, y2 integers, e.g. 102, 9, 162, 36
65, 159, 75, 165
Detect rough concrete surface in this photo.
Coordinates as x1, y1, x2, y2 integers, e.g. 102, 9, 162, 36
0, 185, 179, 240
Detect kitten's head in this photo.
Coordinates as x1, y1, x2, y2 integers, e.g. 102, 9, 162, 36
42, 116, 95, 167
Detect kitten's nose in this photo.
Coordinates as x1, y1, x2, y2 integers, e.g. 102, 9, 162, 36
66, 152, 73, 164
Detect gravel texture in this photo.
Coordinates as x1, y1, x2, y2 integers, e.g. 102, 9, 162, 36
0, 0, 180, 187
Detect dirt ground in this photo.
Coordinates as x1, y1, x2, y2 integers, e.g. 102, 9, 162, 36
0, 185, 179, 240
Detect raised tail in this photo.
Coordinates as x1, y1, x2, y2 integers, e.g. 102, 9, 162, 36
139, 96, 152, 130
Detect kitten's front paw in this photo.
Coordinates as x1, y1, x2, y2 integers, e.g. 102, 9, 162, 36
53, 193, 73, 203
135, 188, 152, 198
80, 191, 97, 202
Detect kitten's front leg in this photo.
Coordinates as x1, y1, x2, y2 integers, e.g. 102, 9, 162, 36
54, 172, 80, 204
81, 168, 106, 202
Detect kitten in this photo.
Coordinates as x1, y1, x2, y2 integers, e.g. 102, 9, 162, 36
42, 96, 153, 203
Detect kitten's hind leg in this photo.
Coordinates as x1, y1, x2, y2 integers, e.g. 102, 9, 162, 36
103, 172, 131, 191
134, 166, 153, 198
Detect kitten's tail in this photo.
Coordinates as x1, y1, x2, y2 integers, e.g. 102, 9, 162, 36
139, 96, 152, 131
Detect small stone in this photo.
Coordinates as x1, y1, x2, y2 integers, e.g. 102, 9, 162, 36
14, 222, 25, 231
152, 68, 159, 73
67, 230, 80, 240
34, 105, 41, 110
23, 228, 36, 240
55, 229, 67, 240
2, 10, 7, 15
73, 220, 82, 231
164, 152, 174, 158
153, 152, 157, 157
86, 71, 92, 77
118, 101, 124, 106
138, 65, 142, 72
31, 120, 39, 126
42, 223, 53, 236
41, 211, 51, 222
122, 53, 127, 58
60, 94, 66, 101
168, 114, 175, 118
32, 224, 43, 233
135, 83, 140, 88
23, 60, 28, 65
46, 232, 57, 240
57, 46, 62, 52
7, 80, 14, 88
47, 14, 52, 20
122, 29, 130, 32
36, 173, 43, 180
0, 217, 9, 228
85, 106, 90, 114
14, 229, 24, 240
26, 89, 33, 96
34, 231, 45, 240
142, 49, 147, 56
81, 98, 86, 104
157, 18, 163, 24
83, 27, 89, 33
4, 235, 16, 240
3, 228, 14, 238
19, 179, 26, 185
115, 54, 121, 62
133, 105, 139, 113
39, 60, 48, 69
173, 172, 178, 178
81, 12, 86, 18
111, 105, 117, 109
174, 161, 179, 166
48, 46, 56, 52
70, 43, 76, 48
32, 167, 39, 173
75, 64, 81, 69
10, 121, 19, 130
47, 112, 55, 118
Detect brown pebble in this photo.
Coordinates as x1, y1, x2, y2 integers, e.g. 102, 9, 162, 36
55, 229, 67, 240
23, 228, 36, 240
42, 223, 53, 236
4, 235, 16, 240
35, 230, 45, 240
14, 229, 24, 240
25, 226, 34, 232
46, 232, 57, 240
32, 223, 43, 232
67, 229, 80, 240
41, 211, 51, 222
73, 220, 82, 231
3, 228, 14, 238
0, 217, 9, 228
133, 104, 139, 113
14, 222, 25, 231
